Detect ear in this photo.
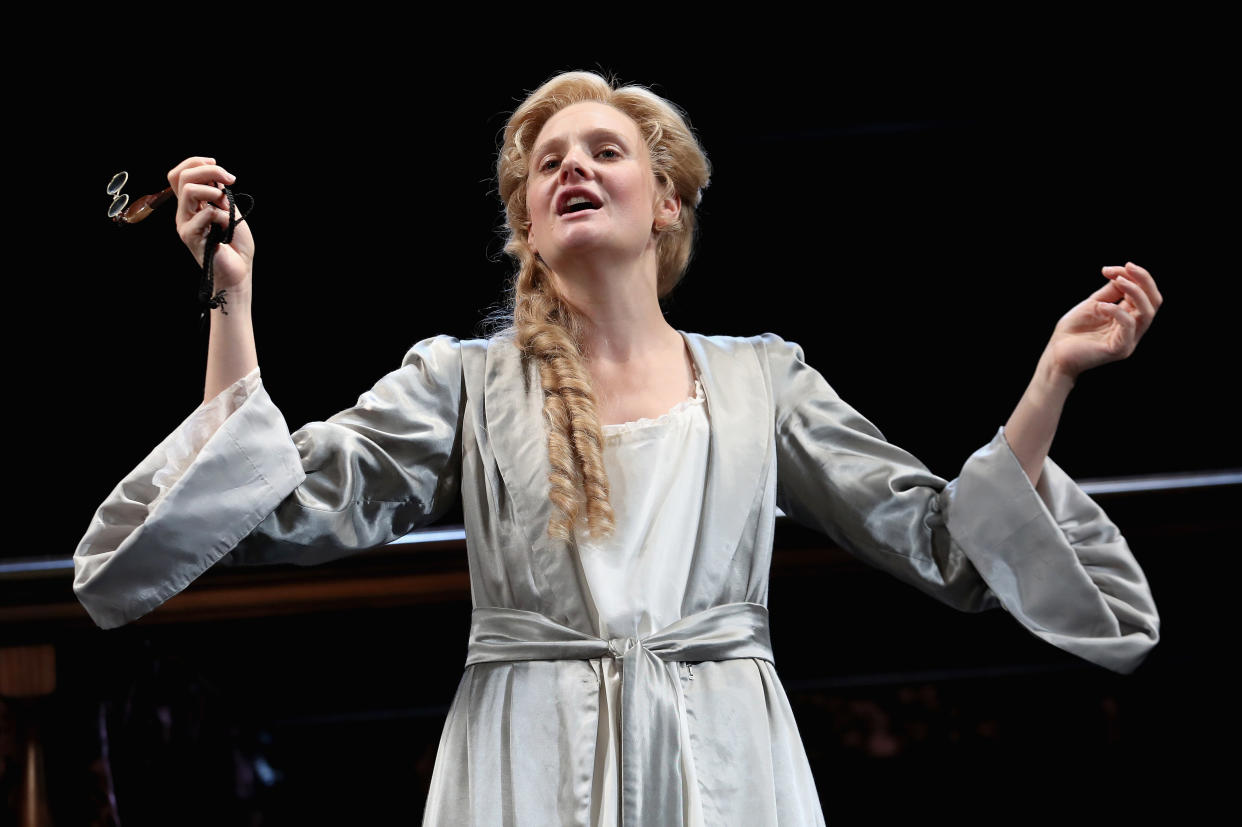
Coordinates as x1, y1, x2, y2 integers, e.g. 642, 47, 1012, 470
528, 226, 538, 256
653, 184, 681, 232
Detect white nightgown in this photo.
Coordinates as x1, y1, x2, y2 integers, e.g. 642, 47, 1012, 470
577, 373, 711, 826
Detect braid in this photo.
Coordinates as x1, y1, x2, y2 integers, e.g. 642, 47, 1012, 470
494, 71, 710, 542
513, 251, 616, 540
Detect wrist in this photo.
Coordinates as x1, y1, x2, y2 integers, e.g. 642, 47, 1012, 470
1035, 346, 1078, 397
211, 276, 253, 312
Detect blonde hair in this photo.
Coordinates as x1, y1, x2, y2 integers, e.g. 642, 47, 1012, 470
495, 71, 711, 541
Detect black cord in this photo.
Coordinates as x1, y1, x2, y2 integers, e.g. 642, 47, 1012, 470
198, 187, 253, 327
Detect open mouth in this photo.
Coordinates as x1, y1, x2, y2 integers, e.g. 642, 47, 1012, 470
557, 193, 603, 215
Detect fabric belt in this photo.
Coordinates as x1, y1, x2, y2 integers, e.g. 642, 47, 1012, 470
465, 601, 774, 826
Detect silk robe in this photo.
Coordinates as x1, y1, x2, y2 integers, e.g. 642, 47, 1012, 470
74, 331, 1161, 825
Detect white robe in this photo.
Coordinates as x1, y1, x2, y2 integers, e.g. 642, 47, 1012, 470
73, 331, 1161, 825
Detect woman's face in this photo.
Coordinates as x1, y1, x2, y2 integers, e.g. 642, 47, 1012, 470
526, 101, 678, 276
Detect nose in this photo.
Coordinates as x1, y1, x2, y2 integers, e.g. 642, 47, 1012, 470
558, 146, 592, 182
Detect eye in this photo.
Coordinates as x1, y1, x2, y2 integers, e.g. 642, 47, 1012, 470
539, 157, 560, 172
598, 148, 621, 160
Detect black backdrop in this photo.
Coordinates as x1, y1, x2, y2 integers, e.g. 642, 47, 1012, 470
22, 42, 1235, 559
9, 27, 1237, 824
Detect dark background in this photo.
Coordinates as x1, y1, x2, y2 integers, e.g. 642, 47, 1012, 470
36, 43, 1232, 565
9, 27, 1236, 824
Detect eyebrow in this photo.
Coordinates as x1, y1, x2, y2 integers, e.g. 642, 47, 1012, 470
531, 127, 633, 161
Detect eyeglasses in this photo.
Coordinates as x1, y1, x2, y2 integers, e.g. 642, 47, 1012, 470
106, 171, 173, 224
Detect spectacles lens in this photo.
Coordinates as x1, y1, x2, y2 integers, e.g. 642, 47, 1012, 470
107, 171, 128, 196
107, 193, 130, 218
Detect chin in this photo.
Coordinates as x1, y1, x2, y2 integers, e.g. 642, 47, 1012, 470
548, 228, 651, 265
545, 233, 615, 262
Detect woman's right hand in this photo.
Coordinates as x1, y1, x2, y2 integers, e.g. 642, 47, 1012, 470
167, 157, 255, 290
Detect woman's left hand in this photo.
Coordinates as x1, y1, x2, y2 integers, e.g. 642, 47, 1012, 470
1044, 261, 1163, 381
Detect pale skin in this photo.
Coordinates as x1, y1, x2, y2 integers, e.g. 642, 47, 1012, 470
524, 102, 691, 427
173, 101, 1162, 488
167, 156, 257, 404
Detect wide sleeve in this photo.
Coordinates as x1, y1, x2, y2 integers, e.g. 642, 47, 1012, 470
73, 335, 465, 630
759, 333, 1160, 674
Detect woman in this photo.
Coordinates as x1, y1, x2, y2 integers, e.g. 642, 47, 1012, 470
75, 71, 1161, 825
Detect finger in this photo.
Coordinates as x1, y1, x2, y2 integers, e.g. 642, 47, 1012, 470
167, 156, 216, 188
170, 165, 236, 222
1103, 263, 1163, 312
175, 163, 236, 192
175, 179, 237, 226
1124, 261, 1163, 309
1113, 274, 1156, 332
176, 182, 225, 225
186, 182, 230, 209
178, 198, 233, 251
1088, 278, 1125, 303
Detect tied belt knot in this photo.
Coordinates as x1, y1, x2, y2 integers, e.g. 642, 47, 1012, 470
607, 635, 639, 658
465, 601, 774, 826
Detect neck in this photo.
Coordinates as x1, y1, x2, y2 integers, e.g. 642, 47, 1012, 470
549, 249, 676, 363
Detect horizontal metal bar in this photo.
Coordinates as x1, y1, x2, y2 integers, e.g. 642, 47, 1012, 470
386, 527, 468, 545
2, 558, 75, 574
12, 470, 1238, 578
1077, 469, 1242, 494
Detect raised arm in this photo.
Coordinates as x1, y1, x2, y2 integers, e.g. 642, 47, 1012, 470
166, 156, 258, 402
74, 157, 466, 629
1005, 262, 1163, 486
762, 333, 1160, 675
